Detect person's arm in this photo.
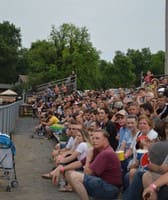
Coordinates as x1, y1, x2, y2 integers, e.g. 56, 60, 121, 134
124, 148, 133, 159
83, 149, 93, 175
51, 161, 82, 185
148, 162, 160, 172
63, 160, 82, 171
148, 162, 168, 174
119, 141, 126, 152
143, 172, 168, 200
60, 150, 79, 164
158, 163, 168, 174
60, 149, 74, 157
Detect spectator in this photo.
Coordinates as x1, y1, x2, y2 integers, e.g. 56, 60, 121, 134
145, 91, 155, 103
136, 88, 146, 105
144, 70, 154, 86
51, 120, 82, 162
42, 129, 92, 183
119, 115, 139, 176
127, 102, 140, 116
128, 115, 158, 184
156, 95, 168, 119
139, 102, 161, 130
142, 140, 168, 193
54, 84, 60, 98
98, 108, 118, 150
150, 78, 159, 97
64, 129, 122, 200
143, 171, 168, 200
124, 140, 168, 200
42, 110, 59, 138
115, 109, 130, 150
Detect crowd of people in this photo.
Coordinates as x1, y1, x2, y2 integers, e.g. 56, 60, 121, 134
31, 73, 168, 200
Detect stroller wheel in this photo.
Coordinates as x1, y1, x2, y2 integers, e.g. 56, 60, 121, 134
4, 170, 10, 176
11, 180, 19, 188
6, 186, 11, 192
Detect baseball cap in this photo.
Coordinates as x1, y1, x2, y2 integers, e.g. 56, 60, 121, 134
116, 109, 128, 117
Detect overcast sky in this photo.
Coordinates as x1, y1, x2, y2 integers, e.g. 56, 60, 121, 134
0, 0, 165, 61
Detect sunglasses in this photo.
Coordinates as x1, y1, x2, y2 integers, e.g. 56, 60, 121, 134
68, 128, 79, 130
117, 116, 124, 119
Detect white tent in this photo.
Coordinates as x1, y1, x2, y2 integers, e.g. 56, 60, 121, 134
0, 89, 18, 96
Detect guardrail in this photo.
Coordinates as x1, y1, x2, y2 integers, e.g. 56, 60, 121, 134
36, 75, 77, 95
0, 100, 23, 134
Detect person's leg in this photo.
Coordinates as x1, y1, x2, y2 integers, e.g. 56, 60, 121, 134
65, 170, 89, 200
45, 126, 52, 138
123, 169, 145, 200
142, 171, 154, 188
143, 171, 161, 188
158, 186, 168, 200
129, 168, 137, 183
123, 172, 130, 190
83, 174, 119, 200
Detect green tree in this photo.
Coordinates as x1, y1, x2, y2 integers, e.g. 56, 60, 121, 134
98, 60, 114, 89
27, 40, 57, 85
150, 51, 164, 75
127, 48, 152, 86
50, 23, 100, 89
16, 48, 30, 75
0, 21, 21, 83
112, 51, 136, 87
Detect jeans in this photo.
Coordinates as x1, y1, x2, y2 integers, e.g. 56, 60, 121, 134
123, 169, 145, 200
83, 174, 119, 200
158, 186, 168, 200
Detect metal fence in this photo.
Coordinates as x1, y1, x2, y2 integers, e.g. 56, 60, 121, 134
36, 76, 77, 95
0, 100, 23, 134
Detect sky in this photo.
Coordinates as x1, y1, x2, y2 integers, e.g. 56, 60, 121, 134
0, 0, 165, 61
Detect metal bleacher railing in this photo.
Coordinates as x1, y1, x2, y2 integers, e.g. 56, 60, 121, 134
0, 100, 23, 134
35, 75, 77, 95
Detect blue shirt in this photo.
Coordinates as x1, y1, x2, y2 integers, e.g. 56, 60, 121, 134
117, 127, 131, 150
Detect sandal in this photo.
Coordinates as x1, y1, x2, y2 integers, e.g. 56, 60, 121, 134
58, 185, 73, 192
41, 173, 52, 179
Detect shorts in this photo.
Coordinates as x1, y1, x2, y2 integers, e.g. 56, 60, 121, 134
83, 174, 119, 200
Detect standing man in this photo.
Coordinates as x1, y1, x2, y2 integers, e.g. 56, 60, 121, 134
65, 129, 122, 200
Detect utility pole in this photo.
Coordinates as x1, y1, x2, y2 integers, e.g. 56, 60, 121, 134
165, 0, 168, 75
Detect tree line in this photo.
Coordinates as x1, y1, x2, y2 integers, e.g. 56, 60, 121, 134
0, 21, 165, 93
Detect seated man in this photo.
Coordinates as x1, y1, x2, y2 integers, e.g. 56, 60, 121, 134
51, 120, 82, 162
143, 171, 168, 200
64, 129, 122, 200
42, 110, 59, 138
123, 140, 168, 200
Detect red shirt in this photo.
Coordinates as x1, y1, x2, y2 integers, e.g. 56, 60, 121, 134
90, 146, 122, 186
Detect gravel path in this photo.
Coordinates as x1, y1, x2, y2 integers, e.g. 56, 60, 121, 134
0, 117, 79, 200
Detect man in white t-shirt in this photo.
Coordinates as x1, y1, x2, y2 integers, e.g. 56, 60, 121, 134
51, 120, 82, 161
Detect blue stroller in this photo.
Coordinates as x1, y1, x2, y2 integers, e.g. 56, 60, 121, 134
0, 133, 18, 191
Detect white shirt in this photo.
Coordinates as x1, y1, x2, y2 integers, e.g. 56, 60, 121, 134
75, 142, 89, 161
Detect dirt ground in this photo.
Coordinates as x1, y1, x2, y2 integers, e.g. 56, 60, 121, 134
0, 117, 79, 200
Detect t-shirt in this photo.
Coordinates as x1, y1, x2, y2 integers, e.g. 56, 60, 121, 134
66, 137, 74, 149
129, 131, 141, 164
75, 142, 89, 161
121, 129, 133, 151
117, 127, 131, 150
49, 115, 59, 125
90, 146, 122, 186
149, 141, 168, 165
